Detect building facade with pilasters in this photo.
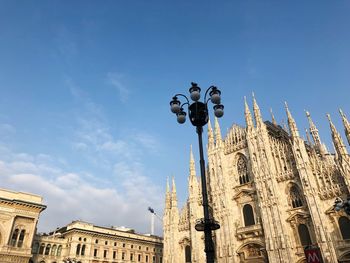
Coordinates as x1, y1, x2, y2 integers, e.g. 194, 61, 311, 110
164, 96, 350, 263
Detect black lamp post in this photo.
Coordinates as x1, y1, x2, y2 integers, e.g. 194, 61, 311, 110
334, 197, 350, 215
169, 82, 222, 263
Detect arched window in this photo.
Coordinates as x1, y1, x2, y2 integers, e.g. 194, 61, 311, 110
290, 186, 303, 208
32, 242, 39, 254
243, 204, 255, 226
339, 216, 350, 240
57, 245, 62, 256
10, 228, 19, 246
81, 244, 86, 256
51, 245, 57, 256
185, 245, 191, 263
45, 244, 51, 255
237, 155, 249, 184
298, 224, 312, 246
17, 230, 25, 247
76, 244, 81, 255
39, 243, 45, 254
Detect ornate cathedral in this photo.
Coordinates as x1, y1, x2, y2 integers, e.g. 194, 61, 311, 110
163, 96, 350, 263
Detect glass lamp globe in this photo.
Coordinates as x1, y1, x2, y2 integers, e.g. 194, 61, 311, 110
214, 104, 224, 118
209, 88, 221, 104
170, 98, 181, 113
189, 83, 201, 101
177, 111, 186, 124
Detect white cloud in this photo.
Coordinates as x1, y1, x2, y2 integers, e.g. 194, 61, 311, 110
0, 149, 163, 235
106, 72, 129, 102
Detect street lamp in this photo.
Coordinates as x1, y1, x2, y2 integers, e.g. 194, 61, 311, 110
169, 82, 222, 263
334, 197, 350, 215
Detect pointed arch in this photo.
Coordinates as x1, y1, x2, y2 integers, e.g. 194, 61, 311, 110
287, 183, 303, 208
237, 154, 249, 184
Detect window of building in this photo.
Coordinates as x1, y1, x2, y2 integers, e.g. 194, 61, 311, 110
290, 185, 303, 208
138, 254, 141, 261
160, 256, 162, 263
146, 255, 149, 262
10, 228, 19, 246
122, 252, 125, 260
45, 244, 51, 255
298, 224, 312, 246
76, 244, 81, 255
94, 248, 98, 257
32, 242, 39, 254
95, 239, 98, 244
79, 237, 82, 241
17, 230, 25, 247
81, 244, 86, 256
104, 250, 107, 258
139, 246, 141, 250
130, 253, 134, 261
146, 246, 149, 251
123, 243, 126, 247
185, 245, 191, 263
113, 251, 116, 259
39, 243, 45, 255
243, 204, 255, 226
83, 238, 86, 242
51, 245, 57, 256
57, 245, 62, 256
114, 242, 117, 246
237, 155, 249, 184
131, 244, 134, 249
339, 216, 350, 240
105, 241, 108, 245
153, 256, 156, 263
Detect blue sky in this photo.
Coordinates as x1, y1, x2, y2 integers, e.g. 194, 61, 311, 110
0, 1, 349, 235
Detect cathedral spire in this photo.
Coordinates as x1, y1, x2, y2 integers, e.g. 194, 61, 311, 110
270, 108, 277, 126
214, 117, 222, 145
165, 177, 171, 209
207, 118, 214, 149
171, 176, 178, 208
252, 92, 264, 128
305, 110, 321, 146
285, 102, 299, 138
244, 96, 254, 131
189, 145, 196, 177
305, 110, 327, 154
339, 109, 350, 146
188, 145, 198, 197
305, 128, 312, 146
327, 114, 348, 156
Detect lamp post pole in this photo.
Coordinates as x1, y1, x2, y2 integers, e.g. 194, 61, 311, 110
170, 82, 223, 263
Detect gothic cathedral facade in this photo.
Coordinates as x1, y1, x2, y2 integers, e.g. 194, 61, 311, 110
163, 96, 350, 263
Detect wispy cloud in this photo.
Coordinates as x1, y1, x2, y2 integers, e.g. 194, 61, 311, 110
106, 72, 129, 102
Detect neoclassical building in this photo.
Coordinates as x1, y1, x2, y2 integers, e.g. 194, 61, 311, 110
32, 220, 163, 263
0, 188, 46, 263
163, 96, 350, 263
